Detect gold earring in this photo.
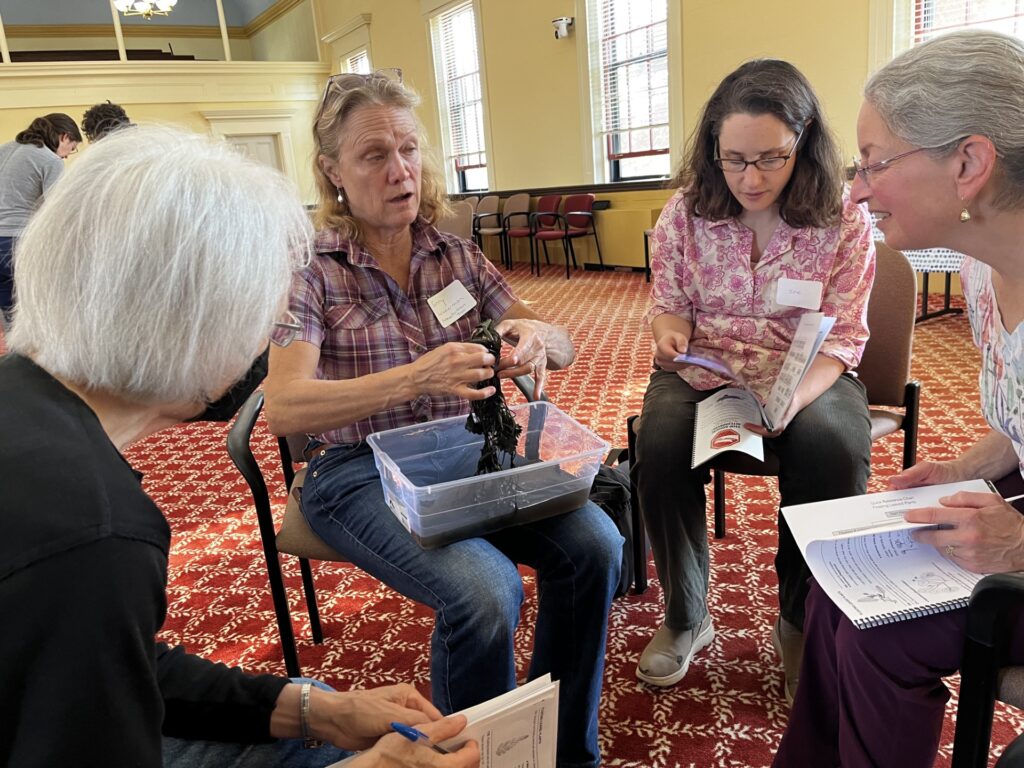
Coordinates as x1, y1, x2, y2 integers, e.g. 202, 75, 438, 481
960, 206, 971, 223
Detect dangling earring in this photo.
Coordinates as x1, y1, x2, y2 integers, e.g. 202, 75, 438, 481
959, 197, 971, 223
336, 187, 345, 204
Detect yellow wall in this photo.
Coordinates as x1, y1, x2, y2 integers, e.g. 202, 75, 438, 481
313, 1, 874, 188
315, 0, 443, 153
681, 0, 870, 163
0, 63, 327, 203
250, 0, 319, 62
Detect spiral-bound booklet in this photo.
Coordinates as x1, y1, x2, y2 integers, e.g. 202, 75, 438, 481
781, 479, 993, 629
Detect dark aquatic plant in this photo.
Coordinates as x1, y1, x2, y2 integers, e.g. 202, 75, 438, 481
465, 319, 522, 474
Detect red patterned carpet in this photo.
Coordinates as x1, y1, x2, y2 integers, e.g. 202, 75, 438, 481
4, 266, 1019, 766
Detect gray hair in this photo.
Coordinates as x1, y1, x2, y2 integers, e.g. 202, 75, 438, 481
865, 29, 1024, 209
8, 124, 312, 405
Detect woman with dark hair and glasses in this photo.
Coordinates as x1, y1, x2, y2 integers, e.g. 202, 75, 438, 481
264, 70, 622, 768
775, 30, 1024, 768
0, 112, 81, 330
632, 59, 875, 703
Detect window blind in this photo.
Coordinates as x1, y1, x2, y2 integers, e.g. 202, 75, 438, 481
594, 0, 669, 162
912, 0, 1024, 44
345, 49, 370, 74
432, 1, 487, 180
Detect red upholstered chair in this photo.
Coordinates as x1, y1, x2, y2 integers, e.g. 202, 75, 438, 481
525, 194, 563, 276
533, 193, 605, 279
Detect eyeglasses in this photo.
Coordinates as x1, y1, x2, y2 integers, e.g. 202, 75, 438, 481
714, 128, 803, 173
847, 136, 968, 185
272, 310, 302, 347
314, 68, 404, 122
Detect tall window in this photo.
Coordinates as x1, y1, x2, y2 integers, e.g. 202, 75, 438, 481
430, 2, 488, 192
344, 49, 371, 74
588, 0, 670, 182
911, 0, 1024, 43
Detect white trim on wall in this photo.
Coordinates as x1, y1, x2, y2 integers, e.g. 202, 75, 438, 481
202, 108, 298, 183
0, 61, 328, 111
321, 13, 372, 73
867, 0, 895, 74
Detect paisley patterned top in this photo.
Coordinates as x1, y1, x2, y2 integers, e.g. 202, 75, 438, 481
961, 256, 1024, 474
645, 188, 876, 401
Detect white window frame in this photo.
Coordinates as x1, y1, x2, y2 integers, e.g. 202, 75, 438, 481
320, 13, 372, 76
875, 0, 1024, 67
579, 0, 679, 184
343, 47, 371, 74
427, 0, 493, 193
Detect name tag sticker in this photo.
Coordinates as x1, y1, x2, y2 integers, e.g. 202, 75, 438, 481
427, 279, 477, 327
776, 278, 823, 310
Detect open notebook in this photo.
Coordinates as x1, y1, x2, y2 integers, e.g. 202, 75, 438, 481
781, 479, 992, 629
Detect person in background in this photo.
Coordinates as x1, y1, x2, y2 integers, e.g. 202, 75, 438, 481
263, 70, 622, 768
773, 30, 1024, 768
0, 123, 477, 768
0, 112, 81, 330
82, 100, 133, 142
633, 59, 875, 705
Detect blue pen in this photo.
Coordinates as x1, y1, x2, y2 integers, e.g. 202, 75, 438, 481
390, 722, 451, 754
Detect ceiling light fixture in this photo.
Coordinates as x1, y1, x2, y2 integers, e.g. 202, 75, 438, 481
113, 0, 178, 20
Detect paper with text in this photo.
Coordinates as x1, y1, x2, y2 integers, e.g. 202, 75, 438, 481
427, 280, 476, 328
327, 675, 558, 768
679, 312, 834, 466
690, 389, 764, 468
782, 479, 993, 628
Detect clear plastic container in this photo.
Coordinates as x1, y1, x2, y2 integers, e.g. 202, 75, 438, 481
367, 402, 609, 549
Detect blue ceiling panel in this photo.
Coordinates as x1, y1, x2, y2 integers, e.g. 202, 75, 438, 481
0, 0, 280, 27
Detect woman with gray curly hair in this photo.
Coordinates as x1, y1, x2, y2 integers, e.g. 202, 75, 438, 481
0, 124, 477, 767
263, 70, 622, 768
774, 30, 1024, 768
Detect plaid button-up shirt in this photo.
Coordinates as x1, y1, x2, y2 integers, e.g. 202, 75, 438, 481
277, 218, 518, 445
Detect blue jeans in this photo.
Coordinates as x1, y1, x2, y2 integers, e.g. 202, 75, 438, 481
162, 679, 348, 768
0, 236, 15, 326
303, 442, 623, 768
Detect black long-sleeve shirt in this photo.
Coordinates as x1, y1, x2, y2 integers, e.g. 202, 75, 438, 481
0, 354, 288, 766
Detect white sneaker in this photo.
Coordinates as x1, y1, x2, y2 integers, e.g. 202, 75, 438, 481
636, 614, 715, 687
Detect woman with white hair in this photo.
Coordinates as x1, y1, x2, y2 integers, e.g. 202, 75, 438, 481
264, 70, 622, 768
773, 30, 1024, 768
0, 124, 477, 767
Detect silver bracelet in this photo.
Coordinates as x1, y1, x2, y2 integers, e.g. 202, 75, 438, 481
300, 682, 322, 748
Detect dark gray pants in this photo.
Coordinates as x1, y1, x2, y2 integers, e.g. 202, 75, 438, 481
633, 369, 871, 631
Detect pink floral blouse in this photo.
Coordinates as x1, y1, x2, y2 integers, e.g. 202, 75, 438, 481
645, 189, 876, 402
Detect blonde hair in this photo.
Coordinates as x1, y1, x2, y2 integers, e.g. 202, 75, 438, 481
9, 124, 312, 405
312, 74, 449, 240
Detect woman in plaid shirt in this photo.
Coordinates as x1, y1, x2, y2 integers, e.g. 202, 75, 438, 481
264, 71, 622, 768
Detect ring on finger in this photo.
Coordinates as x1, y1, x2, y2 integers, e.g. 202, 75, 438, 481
944, 544, 956, 558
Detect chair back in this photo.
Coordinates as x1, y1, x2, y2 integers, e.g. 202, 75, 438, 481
855, 241, 917, 407
476, 194, 499, 216
535, 194, 562, 229
463, 195, 479, 212
502, 192, 530, 227
436, 200, 474, 239
564, 193, 596, 230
